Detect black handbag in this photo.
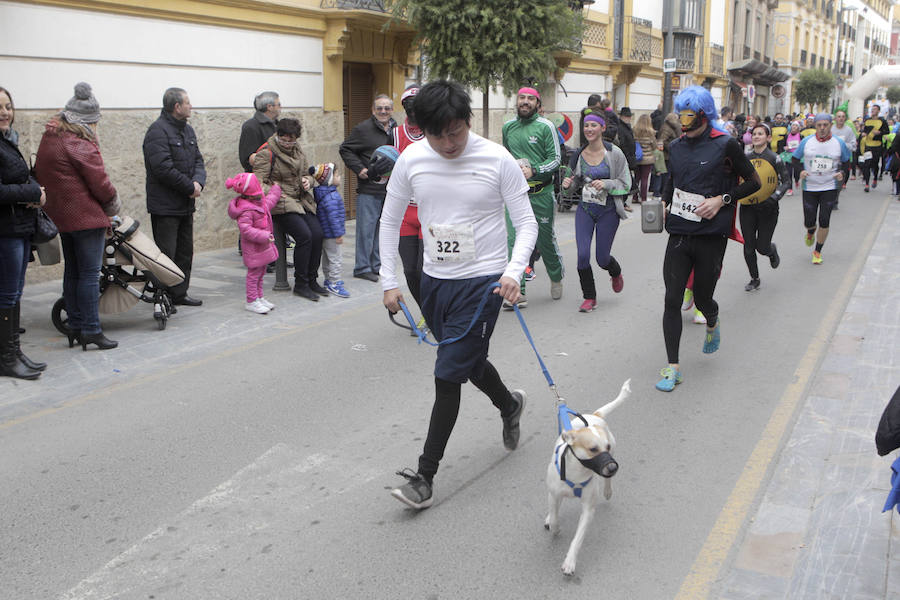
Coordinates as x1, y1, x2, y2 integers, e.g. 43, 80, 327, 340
32, 208, 59, 244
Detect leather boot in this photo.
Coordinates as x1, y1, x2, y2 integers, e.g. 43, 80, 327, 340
577, 268, 596, 300
13, 302, 46, 371
0, 307, 41, 380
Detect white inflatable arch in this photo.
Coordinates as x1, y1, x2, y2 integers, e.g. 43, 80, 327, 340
845, 64, 900, 117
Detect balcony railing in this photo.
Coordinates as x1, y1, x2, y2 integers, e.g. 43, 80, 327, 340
320, 0, 388, 11
709, 43, 724, 77
625, 16, 652, 62
674, 33, 696, 71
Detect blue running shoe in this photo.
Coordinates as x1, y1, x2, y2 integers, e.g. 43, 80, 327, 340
325, 279, 351, 298
655, 367, 683, 392
702, 319, 721, 354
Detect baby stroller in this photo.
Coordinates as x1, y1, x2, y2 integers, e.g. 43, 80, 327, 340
51, 216, 185, 333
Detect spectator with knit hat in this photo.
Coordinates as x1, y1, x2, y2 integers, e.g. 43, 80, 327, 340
35, 82, 121, 351
225, 172, 281, 314
309, 162, 350, 298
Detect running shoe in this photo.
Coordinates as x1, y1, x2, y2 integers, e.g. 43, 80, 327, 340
702, 319, 721, 354
258, 297, 275, 310
864, 185, 870, 192
324, 279, 351, 298
805, 232, 815, 247
245, 299, 270, 314
872, 180, 878, 189
390, 468, 433, 510
786, 188, 793, 196
769, 243, 780, 269
655, 367, 683, 392
503, 295, 527, 310
693, 309, 706, 324
812, 251, 823, 265
551, 280, 563, 300
524, 266, 536, 281
611, 274, 624, 293
502, 390, 527, 450
744, 278, 760, 292
681, 289, 694, 311
579, 298, 597, 312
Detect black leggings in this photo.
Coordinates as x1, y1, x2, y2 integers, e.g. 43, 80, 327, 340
739, 202, 779, 280
802, 189, 837, 230
398, 235, 424, 308
418, 361, 514, 481
662, 234, 727, 364
862, 149, 882, 185
272, 212, 324, 286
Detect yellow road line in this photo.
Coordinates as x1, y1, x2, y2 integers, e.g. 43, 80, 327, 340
675, 195, 891, 599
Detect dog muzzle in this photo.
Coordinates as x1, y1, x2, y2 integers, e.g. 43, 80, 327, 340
577, 451, 618, 478
572, 452, 619, 479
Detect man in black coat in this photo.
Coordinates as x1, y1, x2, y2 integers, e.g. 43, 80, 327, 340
143, 87, 206, 306
239, 91, 280, 172
338, 94, 396, 282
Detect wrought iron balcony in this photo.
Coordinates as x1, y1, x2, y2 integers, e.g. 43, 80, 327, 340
626, 16, 652, 62
320, 0, 388, 12
709, 43, 724, 77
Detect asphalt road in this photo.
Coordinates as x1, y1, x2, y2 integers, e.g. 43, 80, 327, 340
0, 184, 891, 600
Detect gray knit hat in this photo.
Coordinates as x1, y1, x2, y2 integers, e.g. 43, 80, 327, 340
63, 82, 101, 125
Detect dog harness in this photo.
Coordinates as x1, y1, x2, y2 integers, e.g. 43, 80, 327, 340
554, 442, 594, 498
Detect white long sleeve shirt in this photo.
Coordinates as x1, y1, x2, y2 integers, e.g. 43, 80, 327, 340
380, 131, 537, 290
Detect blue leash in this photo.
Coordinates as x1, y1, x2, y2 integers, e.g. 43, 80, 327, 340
396, 281, 574, 434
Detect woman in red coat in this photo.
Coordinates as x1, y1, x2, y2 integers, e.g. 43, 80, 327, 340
35, 83, 120, 350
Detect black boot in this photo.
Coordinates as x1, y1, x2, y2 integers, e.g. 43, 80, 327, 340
577, 268, 596, 300
0, 307, 41, 380
79, 331, 118, 351
13, 302, 46, 371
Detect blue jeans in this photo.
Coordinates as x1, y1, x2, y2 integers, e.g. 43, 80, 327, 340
0, 236, 29, 308
60, 228, 106, 335
354, 193, 383, 276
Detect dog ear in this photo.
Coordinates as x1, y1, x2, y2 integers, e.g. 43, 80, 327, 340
561, 429, 576, 444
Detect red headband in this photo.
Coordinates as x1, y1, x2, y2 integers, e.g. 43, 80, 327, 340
517, 87, 540, 100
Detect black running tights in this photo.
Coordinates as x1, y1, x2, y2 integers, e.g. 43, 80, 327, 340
739, 202, 779, 280
418, 361, 514, 481
398, 235, 424, 308
662, 234, 727, 364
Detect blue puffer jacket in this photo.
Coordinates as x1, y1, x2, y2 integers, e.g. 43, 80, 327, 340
313, 185, 346, 238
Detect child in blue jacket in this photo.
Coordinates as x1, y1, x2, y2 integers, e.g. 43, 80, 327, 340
309, 163, 349, 297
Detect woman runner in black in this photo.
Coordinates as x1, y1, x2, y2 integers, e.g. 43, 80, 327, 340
739, 123, 788, 291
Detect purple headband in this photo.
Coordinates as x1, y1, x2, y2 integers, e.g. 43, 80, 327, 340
584, 114, 605, 126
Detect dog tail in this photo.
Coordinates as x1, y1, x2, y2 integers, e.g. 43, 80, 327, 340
595, 378, 632, 418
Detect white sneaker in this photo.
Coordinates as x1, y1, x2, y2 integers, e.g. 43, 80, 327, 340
692, 309, 706, 324
258, 297, 274, 310
245, 299, 270, 314
550, 280, 563, 300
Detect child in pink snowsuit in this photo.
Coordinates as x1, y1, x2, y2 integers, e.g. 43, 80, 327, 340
226, 172, 281, 314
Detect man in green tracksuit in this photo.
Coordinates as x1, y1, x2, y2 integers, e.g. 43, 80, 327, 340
502, 86, 564, 307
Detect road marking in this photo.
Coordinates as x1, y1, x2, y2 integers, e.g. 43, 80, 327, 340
675, 196, 891, 599
61, 444, 381, 600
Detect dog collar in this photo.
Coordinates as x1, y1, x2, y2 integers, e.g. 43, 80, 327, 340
555, 442, 593, 498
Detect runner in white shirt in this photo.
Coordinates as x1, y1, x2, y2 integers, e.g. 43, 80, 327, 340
830, 108, 857, 208
792, 113, 851, 265
380, 80, 538, 510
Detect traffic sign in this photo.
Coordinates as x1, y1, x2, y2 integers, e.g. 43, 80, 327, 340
748, 85, 756, 101
663, 58, 676, 73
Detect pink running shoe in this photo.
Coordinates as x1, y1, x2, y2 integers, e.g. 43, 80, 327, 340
579, 299, 597, 313
611, 274, 624, 293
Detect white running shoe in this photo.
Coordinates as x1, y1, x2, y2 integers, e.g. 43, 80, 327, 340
245, 299, 270, 314
258, 297, 274, 310
692, 309, 706, 324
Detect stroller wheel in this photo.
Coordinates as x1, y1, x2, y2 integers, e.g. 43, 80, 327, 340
156, 315, 167, 330
51, 297, 71, 335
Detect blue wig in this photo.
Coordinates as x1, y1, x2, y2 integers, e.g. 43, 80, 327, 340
674, 86, 719, 123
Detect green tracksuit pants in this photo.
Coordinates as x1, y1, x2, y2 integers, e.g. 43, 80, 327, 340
506, 188, 564, 293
